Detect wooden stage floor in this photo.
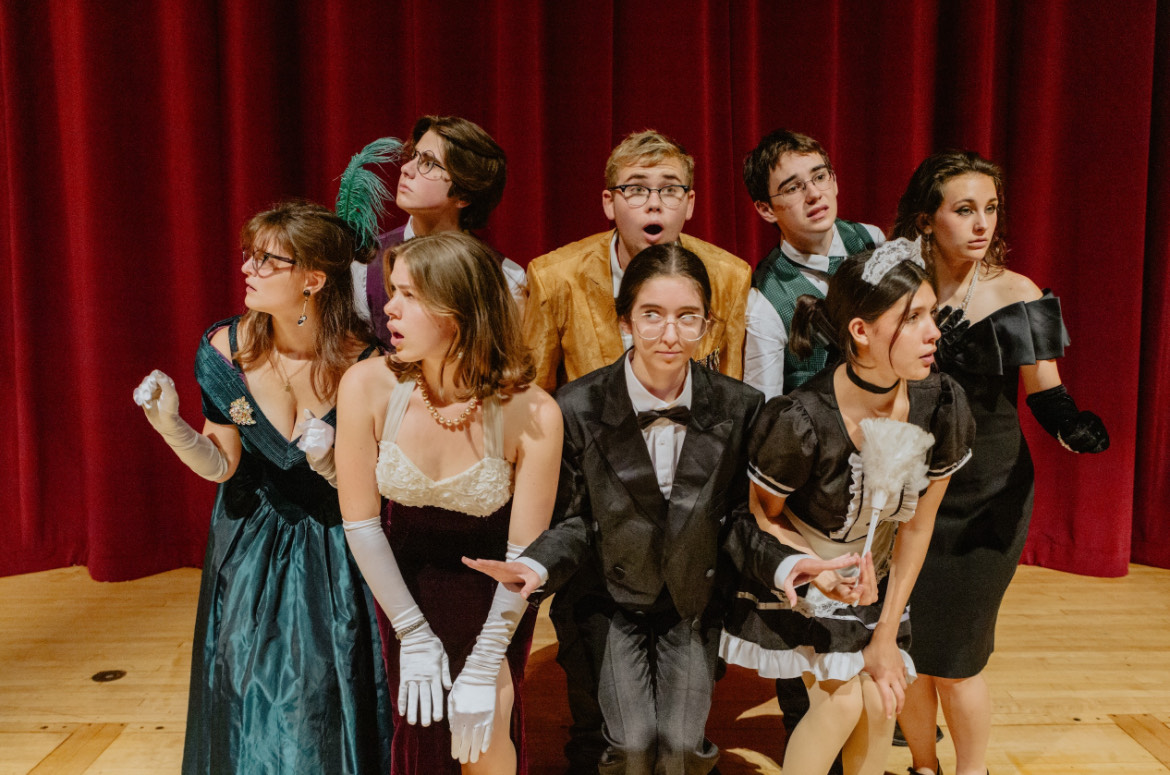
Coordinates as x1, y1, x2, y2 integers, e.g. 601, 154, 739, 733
2, 564, 1169, 774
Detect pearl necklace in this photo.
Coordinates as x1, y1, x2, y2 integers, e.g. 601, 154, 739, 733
417, 377, 479, 429
960, 263, 981, 312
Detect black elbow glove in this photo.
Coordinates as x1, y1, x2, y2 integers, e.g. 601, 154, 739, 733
1025, 385, 1109, 453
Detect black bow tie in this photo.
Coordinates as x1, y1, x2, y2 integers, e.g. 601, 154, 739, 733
636, 406, 692, 430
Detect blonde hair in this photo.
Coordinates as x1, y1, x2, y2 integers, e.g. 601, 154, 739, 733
384, 232, 534, 399
604, 130, 695, 188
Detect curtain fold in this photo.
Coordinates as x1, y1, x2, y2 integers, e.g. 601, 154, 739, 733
0, 0, 1161, 580
1132, 1, 1170, 569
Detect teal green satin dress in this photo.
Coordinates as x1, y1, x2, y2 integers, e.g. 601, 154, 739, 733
183, 318, 391, 774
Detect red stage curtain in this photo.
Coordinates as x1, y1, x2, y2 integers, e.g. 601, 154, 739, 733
0, 1, 1162, 580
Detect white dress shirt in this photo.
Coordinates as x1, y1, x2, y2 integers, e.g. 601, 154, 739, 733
609, 232, 634, 351
624, 352, 691, 499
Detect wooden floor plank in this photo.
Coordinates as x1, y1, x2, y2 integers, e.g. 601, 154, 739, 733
0, 731, 73, 775
1113, 715, 1170, 766
26, 724, 125, 775
82, 727, 186, 775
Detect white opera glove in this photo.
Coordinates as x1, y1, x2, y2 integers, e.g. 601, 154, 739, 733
296, 410, 337, 487
343, 515, 451, 725
448, 542, 530, 763
133, 370, 228, 482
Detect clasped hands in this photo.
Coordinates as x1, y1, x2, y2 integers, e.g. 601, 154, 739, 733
809, 551, 878, 607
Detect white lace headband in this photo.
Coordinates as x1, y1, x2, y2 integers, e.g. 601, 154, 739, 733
861, 237, 926, 285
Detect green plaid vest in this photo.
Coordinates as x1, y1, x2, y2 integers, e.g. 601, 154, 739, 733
753, 219, 877, 390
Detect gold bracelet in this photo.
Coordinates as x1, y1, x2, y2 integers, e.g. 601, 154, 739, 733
394, 619, 426, 641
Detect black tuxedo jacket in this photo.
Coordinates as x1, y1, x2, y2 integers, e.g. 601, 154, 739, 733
525, 356, 769, 620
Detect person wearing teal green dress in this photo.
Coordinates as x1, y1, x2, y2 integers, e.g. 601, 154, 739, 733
134, 200, 392, 774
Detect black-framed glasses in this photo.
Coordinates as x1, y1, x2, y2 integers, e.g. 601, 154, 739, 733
405, 148, 449, 181
633, 312, 709, 342
608, 184, 691, 208
770, 168, 835, 201
242, 247, 296, 275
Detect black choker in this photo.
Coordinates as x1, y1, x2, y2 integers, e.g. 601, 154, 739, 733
845, 363, 898, 394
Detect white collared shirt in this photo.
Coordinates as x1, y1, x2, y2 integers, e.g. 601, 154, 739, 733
609, 232, 634, 351
624, 352, 691, 499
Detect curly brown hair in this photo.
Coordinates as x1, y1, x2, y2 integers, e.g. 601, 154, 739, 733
893, 150, 1008, 272
409, 116, 506, 231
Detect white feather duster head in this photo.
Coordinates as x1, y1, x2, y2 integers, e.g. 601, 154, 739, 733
859, 417, 934, 521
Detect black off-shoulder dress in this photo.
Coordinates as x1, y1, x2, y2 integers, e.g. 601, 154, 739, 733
908, 292, 1069, 678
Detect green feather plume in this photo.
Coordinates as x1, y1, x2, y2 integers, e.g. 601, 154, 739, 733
335, 137, 404, 252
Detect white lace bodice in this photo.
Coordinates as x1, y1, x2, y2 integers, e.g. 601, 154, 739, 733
375, 378, 513, 517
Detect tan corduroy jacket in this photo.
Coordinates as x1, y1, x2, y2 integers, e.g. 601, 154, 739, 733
523, 230, 751, 392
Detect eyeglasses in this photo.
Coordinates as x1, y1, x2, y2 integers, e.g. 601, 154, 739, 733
607, 184, 691, 209
633, 312, 709, 342
405, 148, 449, 181
770, 168, 835, 201
242, 247, 296, 275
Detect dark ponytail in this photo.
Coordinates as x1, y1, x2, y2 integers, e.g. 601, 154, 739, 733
789, 294, 834, 361
798, 245, 933, 366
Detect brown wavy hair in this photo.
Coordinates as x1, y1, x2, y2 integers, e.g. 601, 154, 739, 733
384, 232, 533, 399
409, 116, 506, 231
235, 200, 378, 402
893, 150, 1008, 273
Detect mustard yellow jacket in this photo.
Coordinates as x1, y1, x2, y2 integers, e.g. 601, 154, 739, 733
523, 230, 750, 392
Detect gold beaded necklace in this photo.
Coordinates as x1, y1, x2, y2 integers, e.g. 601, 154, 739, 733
417, 377, 479, 429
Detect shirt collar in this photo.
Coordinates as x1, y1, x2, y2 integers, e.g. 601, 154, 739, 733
779, 223, 845, 271
624, 351, 692, 413
403, 218, 416, 240
608, 231, 624, 298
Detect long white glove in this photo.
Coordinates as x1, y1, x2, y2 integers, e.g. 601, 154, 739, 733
133, 370, 229, 482
296, 410, 337, 487
448, 541, 530, 763
343, 515, 451, 725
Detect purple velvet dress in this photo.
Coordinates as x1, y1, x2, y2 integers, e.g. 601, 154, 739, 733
373, 376, 536, 774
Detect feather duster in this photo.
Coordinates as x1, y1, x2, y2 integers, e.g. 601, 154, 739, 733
335, 137, 404, 252
840, 417, 934, 576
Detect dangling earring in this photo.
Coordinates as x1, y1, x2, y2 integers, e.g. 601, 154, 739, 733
921, 231, 934, 266
297, 289, 310, 326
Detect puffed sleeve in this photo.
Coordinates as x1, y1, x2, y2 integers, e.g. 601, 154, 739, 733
927, 373, 976, 480
1027, 290, 1071, 360
747, 395, 818, 497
